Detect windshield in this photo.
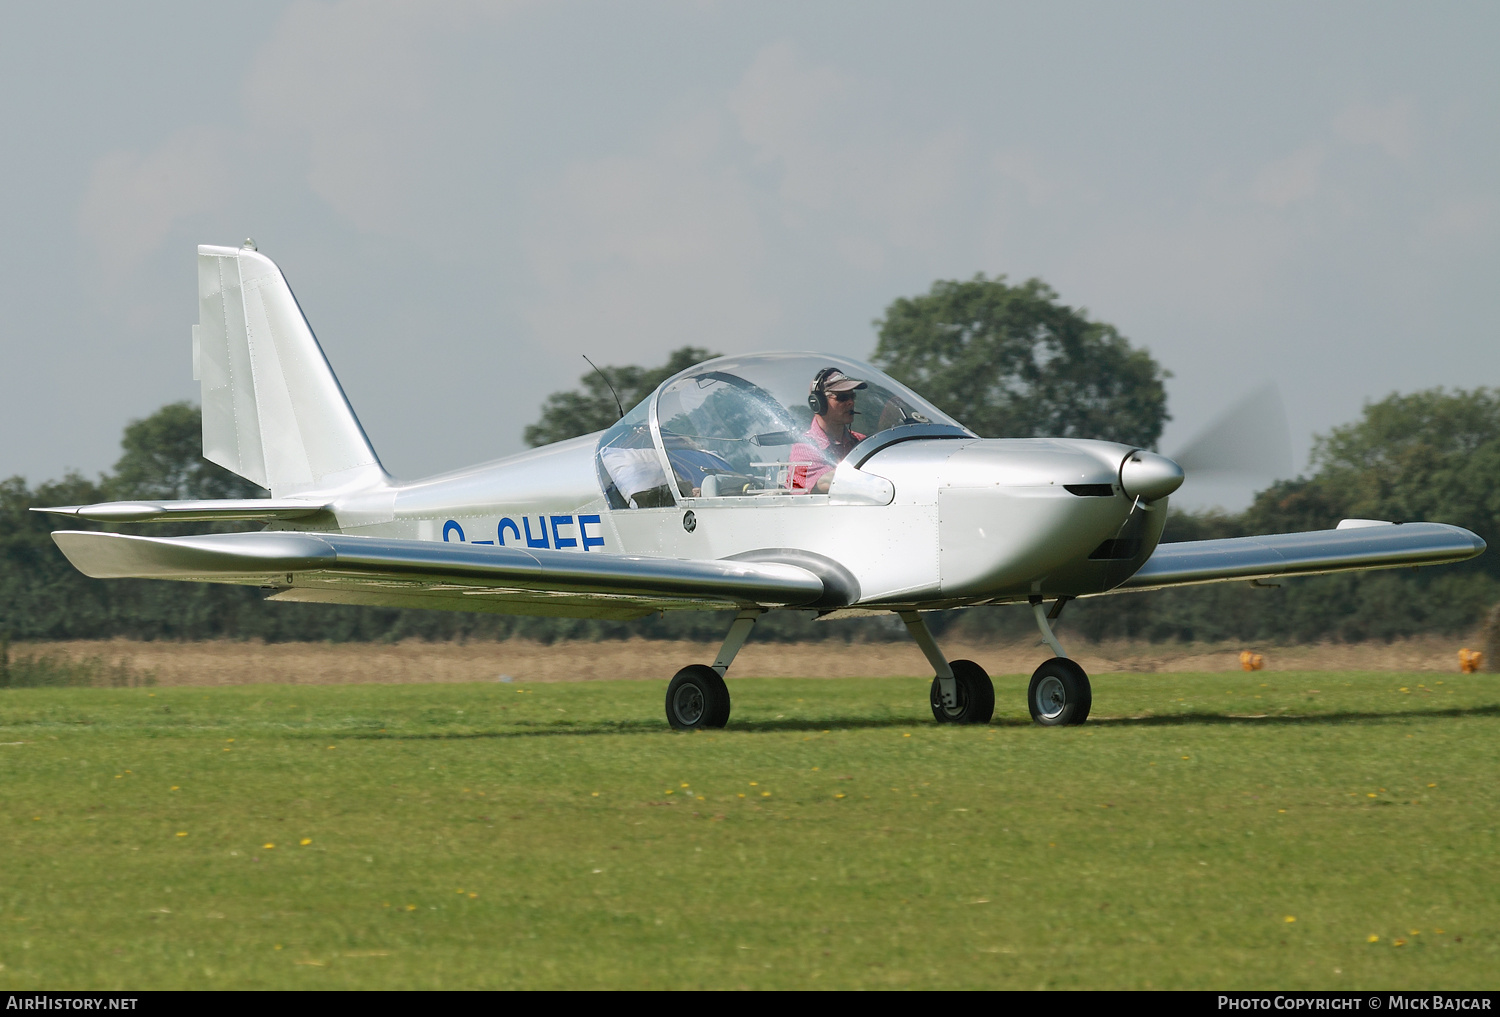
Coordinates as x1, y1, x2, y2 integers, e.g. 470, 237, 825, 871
596, 352, 965, 505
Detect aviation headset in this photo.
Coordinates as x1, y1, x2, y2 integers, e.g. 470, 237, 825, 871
807, 367, 841, 416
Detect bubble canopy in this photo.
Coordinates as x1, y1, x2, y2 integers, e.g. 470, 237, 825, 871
594, 352, 968, 508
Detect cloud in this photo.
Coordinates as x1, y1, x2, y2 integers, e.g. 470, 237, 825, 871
991, 148, 1065, 207
1333, 98, 1416, 161
1249, 144, 1326, 208
730, 40, 855, 209
1420, 195, 1498, 244
74, 0, 522, 272
1064, 205, 1297, 323
1243, 101, 1416, 214
729, 40, 967, 260
241, 0, 517, 236
520, 41, 983, 364
75, 127, 240, 282
522, 111, 775, 365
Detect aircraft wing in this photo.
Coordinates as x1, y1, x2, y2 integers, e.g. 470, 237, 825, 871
50, 530, 827, 621
1116, 521, 1485, 593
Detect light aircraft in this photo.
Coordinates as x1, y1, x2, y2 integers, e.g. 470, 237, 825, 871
40, 243, 1486, 728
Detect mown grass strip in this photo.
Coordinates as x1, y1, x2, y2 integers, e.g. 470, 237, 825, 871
0, 672, 1495, 989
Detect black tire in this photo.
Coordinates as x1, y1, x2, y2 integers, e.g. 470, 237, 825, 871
665, 664, 731, 730
1027, 658, 1092, 726
930, 659, 995, 725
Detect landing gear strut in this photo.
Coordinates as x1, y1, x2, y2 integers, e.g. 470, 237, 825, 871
898, 611, 995, 724
664, 609, 762, 730
1028, 596, 1091, 726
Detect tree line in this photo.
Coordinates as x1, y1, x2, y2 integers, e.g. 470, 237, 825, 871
2, 275, 1494, 645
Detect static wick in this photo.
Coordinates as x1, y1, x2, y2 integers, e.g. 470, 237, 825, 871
583, 355, 624, 421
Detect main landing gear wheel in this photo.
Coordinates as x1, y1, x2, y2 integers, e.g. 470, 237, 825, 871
665, 664, 731, 730
1027, 658, 1092, 726
930, 659, 995, 725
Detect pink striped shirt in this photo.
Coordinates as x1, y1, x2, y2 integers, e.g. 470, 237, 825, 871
789, 416, 865, 491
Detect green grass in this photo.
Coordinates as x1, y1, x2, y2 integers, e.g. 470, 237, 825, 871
0, 670, 1496, 989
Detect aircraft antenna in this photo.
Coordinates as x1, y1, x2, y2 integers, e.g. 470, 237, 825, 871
583, 355, 625, 421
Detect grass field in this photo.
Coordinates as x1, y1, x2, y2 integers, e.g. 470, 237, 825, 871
1, 670, 1497, 989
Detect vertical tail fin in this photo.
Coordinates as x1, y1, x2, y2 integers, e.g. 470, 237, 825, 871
193, 244, 386, 497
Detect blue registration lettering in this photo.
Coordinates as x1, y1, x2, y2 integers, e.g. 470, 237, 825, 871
442, 520, 465, 542
523, 516, 549, 549
498, 518, 521, 546
551, 515, 578, 549
579, 514, 605, 551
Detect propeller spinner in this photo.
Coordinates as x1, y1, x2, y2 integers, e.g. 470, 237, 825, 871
1119, 450, 1185, 501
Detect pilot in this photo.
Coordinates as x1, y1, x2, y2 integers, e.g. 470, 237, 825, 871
789, 367, 867, 493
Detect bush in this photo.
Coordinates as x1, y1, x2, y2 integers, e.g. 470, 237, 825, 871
0, 634, 155, 688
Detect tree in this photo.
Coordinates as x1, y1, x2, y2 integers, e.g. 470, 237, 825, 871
0, 472, 108, 640
1242, 388, 1500, 567
523, 347, 721, 447
871, 275, 1170, 448
1052, 387, 1500, 644
108, 401, 264, 500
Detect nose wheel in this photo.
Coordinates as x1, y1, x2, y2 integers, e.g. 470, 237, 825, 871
1027, 658, 1092, 726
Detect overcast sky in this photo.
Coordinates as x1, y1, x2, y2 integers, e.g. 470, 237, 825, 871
2, 1, 1496, 509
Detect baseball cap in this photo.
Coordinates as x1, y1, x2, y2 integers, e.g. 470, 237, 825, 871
812, 368, 867, 394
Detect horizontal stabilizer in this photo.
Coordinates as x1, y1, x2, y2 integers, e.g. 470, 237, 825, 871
33, 500, 330, 523
1119, 521, 1485, 592
50, 530, 827, 616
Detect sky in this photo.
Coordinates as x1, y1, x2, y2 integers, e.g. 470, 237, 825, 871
1, 0, 1496, 510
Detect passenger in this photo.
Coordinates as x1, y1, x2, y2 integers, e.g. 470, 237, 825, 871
789, 368, 867, 493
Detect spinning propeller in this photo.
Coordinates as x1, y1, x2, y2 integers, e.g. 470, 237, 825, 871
1115, 382, 1294, 505
1168, 381, 1294, 485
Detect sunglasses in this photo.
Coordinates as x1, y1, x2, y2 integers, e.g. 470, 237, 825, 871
828, 391, 857, 403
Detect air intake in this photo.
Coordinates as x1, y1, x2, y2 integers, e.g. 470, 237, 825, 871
1089, 538, 1142, 560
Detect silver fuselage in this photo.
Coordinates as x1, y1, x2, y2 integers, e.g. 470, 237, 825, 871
297, 434, 1170, 609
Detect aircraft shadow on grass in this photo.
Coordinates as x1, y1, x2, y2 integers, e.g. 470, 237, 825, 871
1065, 703, 1500, 728
348, 703, 1500, 740
352, 715, 919, 740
